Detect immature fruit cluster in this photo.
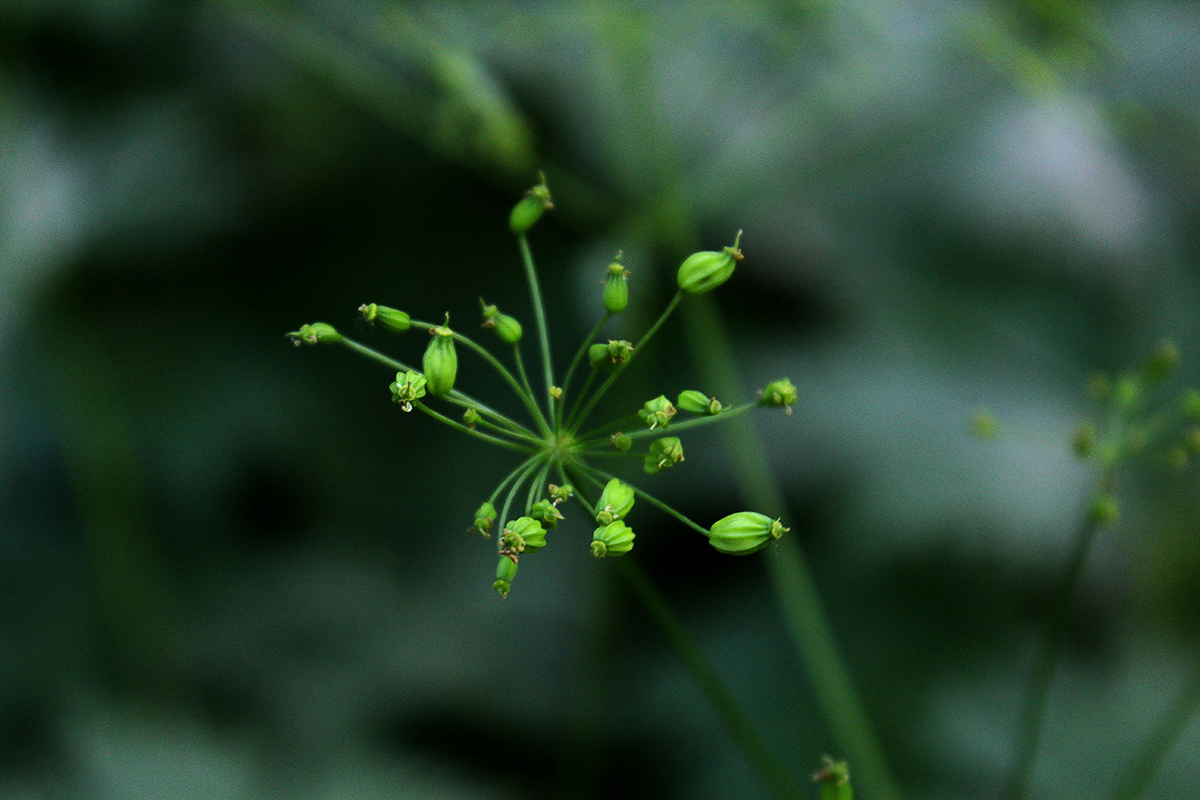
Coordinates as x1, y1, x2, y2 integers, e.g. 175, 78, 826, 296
423, 317, 458, 396
677, 231, 743, 294
708, 512, 789, 555
480, 299, 523, 345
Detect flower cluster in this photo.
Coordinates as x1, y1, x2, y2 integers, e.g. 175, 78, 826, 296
289, 176, 794, 596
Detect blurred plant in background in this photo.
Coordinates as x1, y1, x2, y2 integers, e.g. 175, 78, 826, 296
3, 1, 1200, 798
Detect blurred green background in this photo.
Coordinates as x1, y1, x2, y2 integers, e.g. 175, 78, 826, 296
3, 1, 1200, 798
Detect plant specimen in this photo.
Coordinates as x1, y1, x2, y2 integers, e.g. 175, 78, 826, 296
288, 176, 795, 597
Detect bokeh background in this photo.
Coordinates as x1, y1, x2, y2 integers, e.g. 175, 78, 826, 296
3, 1, 1200, 798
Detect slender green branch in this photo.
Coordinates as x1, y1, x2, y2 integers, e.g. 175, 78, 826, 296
580, 465, 710, 538
626, 403, 755, 440
488, 455, 542, 507
1111, 657, 1200, 800
680, 294, 901, 800
568, 291, 683, 436
412, 402, 538, 454
499, 456, 546, 530
439, 394, 537, 439
578, 413, 645, 443
525, 460, 553, 515
411, 320, 551, 436
565, 369, 600, 431
517, 234, 555, 409
613, 556, 805, 800
558, 313, 612, 428
1002, 489, 1113, 800
512, 345, 549, 433
339, 336, 535, 436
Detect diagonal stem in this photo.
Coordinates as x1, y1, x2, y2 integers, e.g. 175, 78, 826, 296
517, 234, 555, 414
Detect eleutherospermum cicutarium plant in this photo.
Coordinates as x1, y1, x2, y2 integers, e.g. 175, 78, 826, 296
288, 176, 795, 597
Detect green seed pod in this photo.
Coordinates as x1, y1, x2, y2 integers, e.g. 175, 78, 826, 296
502, 516, 547, 554
676, 231, 743, 294
480, 298, 523, 344
595, 478, 635, 525
529, 499, 564, 529
644, 437, 684, 474
638, 395, 676, 430
389, 370, 427, 412
603, 258, 629, 314
548, 484, 573, 505
813, 757, 853, 800
589, 340, 634, 373
463, 407, 480, 429
423, 316, 458, 396
509, 178, 553, 234
471, 502, 497, 536
759, 378, 797, 413
708, 512, 788, 555
287, 322, 342, 346
611, 432, 632, 451
677, 390, 722, 416
494, 555, 518, 598
591, 520, 635, 558
358, 303, 411, 333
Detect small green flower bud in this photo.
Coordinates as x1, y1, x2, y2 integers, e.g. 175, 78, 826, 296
480, 298, 523, 344
591, 520, 635, 558
463, 407, 480, 429
529, 499, 564, 529
603, 257, 630, 314
813, 757, 852, 800
759, 378, 797, 414
389, 370, 427, 412
494, 555, 518, 598
1181, 390, 1200, 420
971, 410, 1000, 441
423, 316, 458, 396
595, 478, 635, 525
501, 516, 547, 554
548, 484, 573, 505
287, 322, 343, 346
611, 432, 632, 451
708, 512, 788, 555
638, 395, 677, 430
589, 340, 634, 373
1072, 422, 1095, 458
549, 385, 563, 400
1142, 340, 1179, 383
677, 390, 722, 416
644, 437, 684, 474
676, 231, 743, 294
509, 177, 553, 234
470, 501, 497, 537
1090, 494, 1119, 527
358, 303, 411, 333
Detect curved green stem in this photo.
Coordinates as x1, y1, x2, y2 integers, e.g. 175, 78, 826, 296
1111, 657, 1200, 800
578, 413, 645, 443
339, 336, 535, 436
1002, 482, 1113, 800
565, 369, 600, 431
525, 460, 553, 515
517, 234, 555, 408
411, 401, 538, 454
558, 313, 612, 428
568, 291, 682, 436
499, 455, 546, 531
411, 320, 551, 437
438, 394, 537, 439
512, 345, 550, 434
613, 557, 804, 800
625, 403, 755, 441
488, 455, 542, 507
579, 465, 710, 538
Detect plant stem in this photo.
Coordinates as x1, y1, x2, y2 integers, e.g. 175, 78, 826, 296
439, 394, 536, 440
558, 313, 612, 429
624, 403, 756, 442
565, 369, 600, 431
339, 336, 536, 437
1001, 489, 1113, 800
614, 556, 805, 800
412, 401, 537, 454
525, 460, 553, 515
1110, 657, 1200, 800
578, 413, 645, 443
411, 320, 551, 437
680, 295, 902, 800
513, 345, 550, 434
488, 455, 542, 507
499, 456, 546, 530
517, 233, 555, 410
568, 290, 683, 436
580, 465, 710, 538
